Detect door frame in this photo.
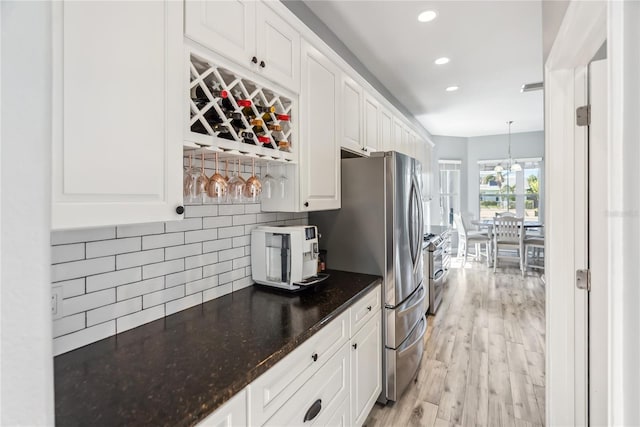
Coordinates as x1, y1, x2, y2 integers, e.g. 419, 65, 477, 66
545, 1, 640, 425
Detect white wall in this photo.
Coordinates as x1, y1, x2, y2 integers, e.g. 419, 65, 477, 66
1, 1, 55, 424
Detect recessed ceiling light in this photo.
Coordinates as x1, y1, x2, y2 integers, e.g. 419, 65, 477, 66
418, 10, 437, 22
446, 86, 459, 92
434, 57, 450, 65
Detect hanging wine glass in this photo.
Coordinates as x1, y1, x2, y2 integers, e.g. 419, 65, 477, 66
183, 153, 196, 202
207, 152, 228, 204
278, 163, 288, 199
262, 162, 276, 200
244, 158, 262, 202
228, 159, 246, 203
223, 159, 230, 183
195, 152, 209, 203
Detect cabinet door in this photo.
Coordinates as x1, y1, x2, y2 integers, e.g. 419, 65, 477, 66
299, 40, 341, 211
341, 75, 363, 154
422, 143, 432, 201
380, 109, 392, 152
392, 119, 403, 153
52, 1, 183, 229
363, 93, 380, 154
256, 2, 300, 92
351, 315, 382, 427
185, 0, 256, 69
197, 388, 247, 427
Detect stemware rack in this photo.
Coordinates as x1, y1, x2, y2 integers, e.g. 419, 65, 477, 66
185, 51, 296, 163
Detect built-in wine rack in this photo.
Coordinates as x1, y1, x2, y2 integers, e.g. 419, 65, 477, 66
186, 51, 295, 162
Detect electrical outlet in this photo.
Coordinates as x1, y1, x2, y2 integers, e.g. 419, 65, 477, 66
51, 287, 63, 319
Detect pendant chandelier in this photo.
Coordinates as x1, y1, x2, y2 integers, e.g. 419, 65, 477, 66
494, 120, 521, 173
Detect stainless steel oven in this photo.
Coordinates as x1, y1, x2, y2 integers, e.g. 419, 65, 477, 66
424, 228, 451, 315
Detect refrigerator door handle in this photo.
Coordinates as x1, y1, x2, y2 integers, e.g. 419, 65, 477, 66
410, 176, 423, 273
407, 181, 417, 269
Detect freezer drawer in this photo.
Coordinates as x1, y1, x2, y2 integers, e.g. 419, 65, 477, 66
384, 282, 425, 349
384, 315, 427, 402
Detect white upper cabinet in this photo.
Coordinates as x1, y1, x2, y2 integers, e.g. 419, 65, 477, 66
363, 93, 380, 153
380, 109, 393, 152
392, 119, 403, 154
185, 0, 300, 92
340, 74, 363, 154
52, 0, 183, 229
299, 40, 341, 211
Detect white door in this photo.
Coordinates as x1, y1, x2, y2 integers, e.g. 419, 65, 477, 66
255, 2, 300, 92
299, 40, 341, 211
380, 109, 392, 152
341, 75, 363, 154
363, 93, 379, 153
588, 58, 608, 426
184, 0, 256, 68
350, 315, 382, 426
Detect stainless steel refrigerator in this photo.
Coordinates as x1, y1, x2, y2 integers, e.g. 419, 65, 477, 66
310, 151, 426, 403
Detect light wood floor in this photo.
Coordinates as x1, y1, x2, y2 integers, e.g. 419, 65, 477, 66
364, 260, 545, 427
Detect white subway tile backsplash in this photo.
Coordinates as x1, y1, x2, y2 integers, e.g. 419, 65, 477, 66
116, 249, 164, 270
184, 228, 218, 244
203, 283, 233, 302
52, 256, 115, 282
185, 252, 219, 270
232, 214, 257, 226
165, 243, 201, 261
142, 285, 185, 309
50, 200, 307, 354
185, 276, 219, 295
86, 267, 142, 293
165, 217, 202, 232
202, 260, 233, 278
202, 238, 232, 254
218, 204, 244, 216
116, 306, 165, 334
86, 237, 141, 259
52, 227, 115, 245
232, 256, 251, 270
202, 216, 233, 229
185, 205, 218, 218
54, 321, 116, 356
219, 247, 244, 262
117, 277, 165, 301
232, 235, 251, 248
63, 289, 116, 316
142, 232, 184, 250
218, 226, 244, 239
219, 268, 246, 285
142, 259, 184, 280
233, 276, 254, 292
53, 313, 86, 338
54, 278, 85, 298
87, 297, 142, 327
52, 243, 85, 264
116, 222, 164, 238
166, 293, 203, 316
165, 268, 202, 288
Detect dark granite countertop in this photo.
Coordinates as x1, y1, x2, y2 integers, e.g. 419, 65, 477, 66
54, 270, 381, 427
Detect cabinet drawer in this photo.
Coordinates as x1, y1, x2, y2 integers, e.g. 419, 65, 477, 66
350, 283, 381, 335
263, 344, 350, 426
250, 310, 349, 425
196, 387, 247, 427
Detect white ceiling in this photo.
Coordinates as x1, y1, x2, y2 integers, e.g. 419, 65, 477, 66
303, 0, 544, 138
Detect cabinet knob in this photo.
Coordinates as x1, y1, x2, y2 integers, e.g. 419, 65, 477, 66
367, 305, 372, 311
311, 353, 318, 362
251, 56, 258, 64
352, 343, 358, 350
175, 206, 185, 215
304, 202, 309, 207
303, 399, 322, 422
259, 60, 266, 68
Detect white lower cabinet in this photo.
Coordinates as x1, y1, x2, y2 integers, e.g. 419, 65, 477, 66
197, 283, 382, 427
197, 388, 248, 427
350, 315, 382, 427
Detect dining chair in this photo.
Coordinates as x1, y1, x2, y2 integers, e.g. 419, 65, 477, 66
454, 213, 491, 266
493, 215, 525, 275
495, 211, 517, 218
524, 231, 545, 271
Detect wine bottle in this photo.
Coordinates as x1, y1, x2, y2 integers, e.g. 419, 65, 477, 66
276, 114, 290, 122
202, 107, 223, 125
191, 86, 228, 104
249, 119, 264, 127
267, 124, 282, 132
239, 131, 254, 139
236, 99, 252, 108
256, 135, 271, 145
278, 140, 291, 152
255, 105, 276, 114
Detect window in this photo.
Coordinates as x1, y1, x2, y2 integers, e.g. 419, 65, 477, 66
438, 160, 461, 226
478, 159, 542, 220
